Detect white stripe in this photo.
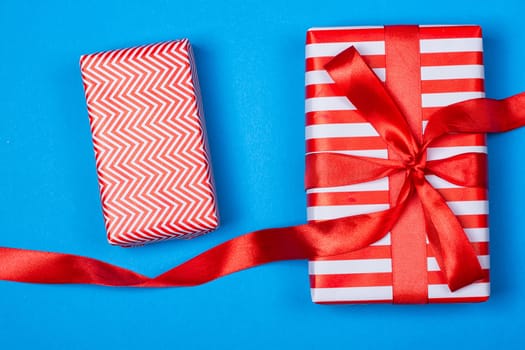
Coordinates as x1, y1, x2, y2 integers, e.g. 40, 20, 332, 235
309, 255, 488, 276
307, 149, 388, 159
421, 65, 484, 80
311, 283, 489, 303
305, 123, 378, 139
420, 38, 483, 53
309, 258, 392, 275
308, 200, 486, 221
307, 177, 389, 193
306, 92, 485, 112
371, 233, 391, 246
448, 200, 488, 215
424, 174, 462, 189
311, 286, 393, 302
464, 228, 489, 243
419, 24, 476, 27
306, 66, 483, 85
428, 282, 489, 299
428, 255, 489, 271
305, 69, 386, 85
422, 91, 485, 107
306, 38, 482, 60
306, 96, 355, 112
306, 42, 385, 58
422, 120, 429, 133
328, 149, 388, 159
307, 204, 390, 221
308, 26, 384, 31
307, 213, 486, 244
306, 70, 334, 85
426, 145, 487, 160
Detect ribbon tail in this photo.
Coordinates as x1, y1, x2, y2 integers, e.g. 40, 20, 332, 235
0, 202, 407, 287
426, 152, 488, 188
414, 177, 485, 291
0, 247, 149, 286
423, 92, 525, 146
144, 205, 408, 287
305, 153, 404, 189
0, 162, 413, 288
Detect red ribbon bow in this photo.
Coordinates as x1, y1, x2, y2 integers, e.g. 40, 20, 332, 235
1, 43, 525, 299
307, 46, 489, 292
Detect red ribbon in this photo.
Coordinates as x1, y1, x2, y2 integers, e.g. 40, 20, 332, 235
2, 43, 525, 299
385, 25, 427, 303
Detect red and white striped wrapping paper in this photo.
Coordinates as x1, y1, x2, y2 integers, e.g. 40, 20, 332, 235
305, 25, 490, 303
80, 39, 218, 247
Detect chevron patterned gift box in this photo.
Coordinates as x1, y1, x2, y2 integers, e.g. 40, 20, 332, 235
80, 39, 218, 246
305, 25, 490, 303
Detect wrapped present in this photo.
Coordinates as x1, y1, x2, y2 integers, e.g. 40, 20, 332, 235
305, 25, 490, 303
80, 39, 218, 246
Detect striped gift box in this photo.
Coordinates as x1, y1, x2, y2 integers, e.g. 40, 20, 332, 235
305, 25, 490, 303
80, 39, 219, 246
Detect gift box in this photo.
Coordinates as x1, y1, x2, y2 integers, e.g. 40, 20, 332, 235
80, 39, 218, 246
305, 25, 490, 303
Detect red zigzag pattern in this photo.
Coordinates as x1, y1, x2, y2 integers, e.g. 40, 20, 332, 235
80, 39, 218, 246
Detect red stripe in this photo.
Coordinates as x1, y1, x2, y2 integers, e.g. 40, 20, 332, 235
418, 25, 482, 39
456, 214, 488, 228
310, 270, 489, 288
436, 187, 488, 201
312, 242, 488, 263
314, 300, 392, 305
310, 272, 392, 288
428, 296, 489, 303
428, 133, 486, 148
428, 270, 489, 285
429, 242, 489, 256
306, 84, 338, 99
313, 246, 391, 261
307, 79, 484, 98
424, 105, 489, 120
307, 28, 386, 44
421, 79, 485, 93
307, 190, 388, 207
420, 52, 483, 66
306, 136, 386, 152
306, 130, 487, 152
306, 110, 367, 125
307, 187, 487, 207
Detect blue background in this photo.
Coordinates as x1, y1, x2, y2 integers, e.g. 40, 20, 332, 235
1, 0, 524, 348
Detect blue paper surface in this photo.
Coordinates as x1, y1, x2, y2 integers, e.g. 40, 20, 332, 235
1, 0, 525, 348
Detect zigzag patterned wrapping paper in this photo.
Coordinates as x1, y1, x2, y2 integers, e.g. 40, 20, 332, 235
80, 39, 218, 246
305, 25, 490, 303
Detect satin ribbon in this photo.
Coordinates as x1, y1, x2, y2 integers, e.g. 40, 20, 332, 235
1, 46, 525, 297
307, 45, 489, 293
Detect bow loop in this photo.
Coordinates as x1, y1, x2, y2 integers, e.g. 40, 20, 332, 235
426, 153, 488, 188
423, 93, 525, 147
305, 153, 405, 190
325, 46, 420, 161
